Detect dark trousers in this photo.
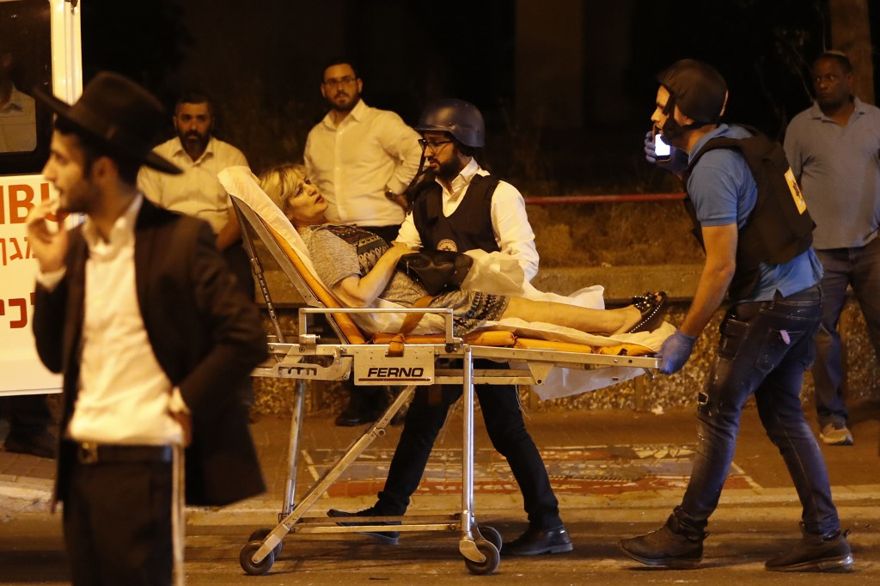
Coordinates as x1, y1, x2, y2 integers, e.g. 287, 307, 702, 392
813, 240, 880, 426
63, 458, 173, 586
340, 378, 388, 414
676, 285, 840, 536
376, 361, 562, 530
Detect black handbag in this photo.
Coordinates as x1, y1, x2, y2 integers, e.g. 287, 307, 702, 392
399, 250, 473, 296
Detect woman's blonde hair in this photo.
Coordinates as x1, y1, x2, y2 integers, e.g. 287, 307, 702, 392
258, 163, 308, 211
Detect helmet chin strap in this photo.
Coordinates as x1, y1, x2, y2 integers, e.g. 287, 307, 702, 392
660, 94, 715, 141
401, 148, 437, 207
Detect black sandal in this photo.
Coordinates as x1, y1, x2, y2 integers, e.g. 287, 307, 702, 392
626, 291, 668, 334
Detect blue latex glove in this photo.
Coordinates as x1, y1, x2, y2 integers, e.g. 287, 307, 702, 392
643, 130, 689, 175
658, 329, 697, 374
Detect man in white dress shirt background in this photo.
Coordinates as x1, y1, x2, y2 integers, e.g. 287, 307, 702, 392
0, 29, 50, 460
0, 44, 36, 153
138, 91, 257, 413
138, 91, 253, 299
305, 58, 422, 426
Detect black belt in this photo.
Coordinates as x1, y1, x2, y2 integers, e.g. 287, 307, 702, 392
73, 441, 173, 465
733, 283, 821, 321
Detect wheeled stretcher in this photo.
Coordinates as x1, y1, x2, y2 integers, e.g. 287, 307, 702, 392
219, 168, 664, 576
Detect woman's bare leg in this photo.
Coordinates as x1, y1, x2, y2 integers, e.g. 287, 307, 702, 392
501, 297, 641, 335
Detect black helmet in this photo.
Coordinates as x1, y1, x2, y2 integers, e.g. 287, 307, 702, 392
657, 59, 727, 124
416, 99, 485, 148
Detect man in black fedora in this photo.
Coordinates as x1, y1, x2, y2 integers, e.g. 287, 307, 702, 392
27, 71, 268, 585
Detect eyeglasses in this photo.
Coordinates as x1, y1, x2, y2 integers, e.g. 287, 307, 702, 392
418, 138, 453, 151
323, 75, 357, 88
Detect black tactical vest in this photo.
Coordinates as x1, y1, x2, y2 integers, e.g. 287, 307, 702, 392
412, 174, 501, 253
685, 126, 815, 300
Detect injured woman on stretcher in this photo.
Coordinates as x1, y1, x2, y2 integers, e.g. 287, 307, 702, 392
255, 164, 670, 343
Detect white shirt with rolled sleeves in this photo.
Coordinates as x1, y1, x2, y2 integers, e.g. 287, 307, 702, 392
138, 136, 248, 234
304, 99, 422, 227
396, 158, 540, 281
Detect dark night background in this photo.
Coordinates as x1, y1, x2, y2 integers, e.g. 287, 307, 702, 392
70, 0, 880, 194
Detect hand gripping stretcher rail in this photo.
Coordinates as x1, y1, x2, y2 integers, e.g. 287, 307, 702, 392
220, 168, 662, 576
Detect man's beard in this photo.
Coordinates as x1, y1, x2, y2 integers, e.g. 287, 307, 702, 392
330, 90, 359, 112
659, 118, 686, 143
178, 129, 209, 156
434, 157, 465, 182
58, 181, 99, 215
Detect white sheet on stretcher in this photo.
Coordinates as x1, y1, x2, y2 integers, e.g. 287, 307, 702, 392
219, 166, 673, 400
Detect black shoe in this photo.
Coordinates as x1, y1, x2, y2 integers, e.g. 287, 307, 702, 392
502, 525, 573, 556
765, 528, 854, 572
626, 291, 669, 334
619, 515, 705, 569
335, 387, 391, 427
3, 431, 57, 459
327, 507, 400, 544
334, 404, 379, 427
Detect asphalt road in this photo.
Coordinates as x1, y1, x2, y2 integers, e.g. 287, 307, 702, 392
3, 509, 878, 585
1, 406, 878, 584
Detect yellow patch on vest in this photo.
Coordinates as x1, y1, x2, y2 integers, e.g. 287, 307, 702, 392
785, 168, 808, 215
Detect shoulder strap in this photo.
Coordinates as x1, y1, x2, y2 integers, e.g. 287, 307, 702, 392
688, 125, 766, 170
683, 125, 761, 240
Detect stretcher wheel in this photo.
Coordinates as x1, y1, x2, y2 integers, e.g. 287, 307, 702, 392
248, 527, 284, 557
477, 525, 502, 552
464, 540, 500, 575
239, 540, 275, 576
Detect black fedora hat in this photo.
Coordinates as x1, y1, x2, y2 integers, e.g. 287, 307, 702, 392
35, 71, 181, 175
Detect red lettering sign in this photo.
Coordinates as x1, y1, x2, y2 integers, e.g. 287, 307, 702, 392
0, 182, 59, 225
9, 184, 35, 224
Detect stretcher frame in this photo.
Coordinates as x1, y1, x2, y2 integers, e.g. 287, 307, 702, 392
231, 193, 660, 576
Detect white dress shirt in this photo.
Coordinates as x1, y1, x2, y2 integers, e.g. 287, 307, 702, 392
396, 158, 540, 281
304, 99, 422, 227
138, 136, 248, 233
40, 196, 184, 445
0, 85, 36, 152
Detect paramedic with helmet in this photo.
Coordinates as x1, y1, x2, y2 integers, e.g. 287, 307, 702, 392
619, 59, 852, 572
328, 99, 572, 557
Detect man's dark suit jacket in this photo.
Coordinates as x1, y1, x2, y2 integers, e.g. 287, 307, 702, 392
33, 198, 268, 506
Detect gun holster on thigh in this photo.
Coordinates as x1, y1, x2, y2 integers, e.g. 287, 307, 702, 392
720, 296, 773, 358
